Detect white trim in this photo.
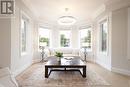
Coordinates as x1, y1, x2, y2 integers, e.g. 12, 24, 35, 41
105, 0, 130, 12
32, 58, 41, 63
20, 10, 30, 57
79, 27, 92, 51
93, 4, 106, 19
21, 52, 27, 56
79, 25, 92, 30
98, 17, 109, 56
59, 30, 72, 48
12, 62, 32, 77
112, 67, 130, 76
38, 27, 51, 48
127, 8, 130, 60
21, 10, 31, 21
96, 59, 111, 71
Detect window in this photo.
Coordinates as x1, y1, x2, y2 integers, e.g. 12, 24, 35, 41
80, 27, 92, 50
21, 17, 27, 53
39, 27, 50, 48
100, 20, 108, 52
60, 30, 71, 47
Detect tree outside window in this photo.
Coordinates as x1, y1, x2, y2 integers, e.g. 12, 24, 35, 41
21, 18, 27, 53
80, 27, 92, 50
100, 21, 107, 52
60, 30, 71, 47
39, 28, 50, 49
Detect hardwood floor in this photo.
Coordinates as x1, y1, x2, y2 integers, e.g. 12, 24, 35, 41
16, 62, 130, 87
88, 62, 130, 87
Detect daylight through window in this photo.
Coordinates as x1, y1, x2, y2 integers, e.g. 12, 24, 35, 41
60, 30, 71, 47
21, 18, 27, 53
39, 27, 50, 48
80, 27, 92, 50
100, 21, 108, 52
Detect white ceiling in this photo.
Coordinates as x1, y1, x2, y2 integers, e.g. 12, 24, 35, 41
22, 0, 120, 26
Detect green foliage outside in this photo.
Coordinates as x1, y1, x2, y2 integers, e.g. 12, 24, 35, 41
39, 37, 49, 46
81, 30, 91, 48
102, 29, 107, 51
22, 33, 26, 52
60, 34, 70, 47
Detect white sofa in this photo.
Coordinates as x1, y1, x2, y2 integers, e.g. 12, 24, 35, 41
0, 67, 18, 87
44, 48, 84, 60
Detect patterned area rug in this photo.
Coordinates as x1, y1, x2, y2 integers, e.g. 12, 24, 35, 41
16, 63, 111, 87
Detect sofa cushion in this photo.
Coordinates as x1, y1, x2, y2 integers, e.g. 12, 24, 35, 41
72, 48, 79, 56
63, 54, 75, 57
49, 48, 83, 56
55, 48, 73, 54
49, 48, 55, 56
49, 48, 73, 56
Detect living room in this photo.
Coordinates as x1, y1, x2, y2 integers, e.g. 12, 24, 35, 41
0, 0, 130, 87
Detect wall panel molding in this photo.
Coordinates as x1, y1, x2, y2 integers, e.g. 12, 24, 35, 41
112, 67, 130, 76
127, 8, 130, 60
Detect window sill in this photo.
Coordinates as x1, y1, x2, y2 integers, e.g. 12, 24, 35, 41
100, 51, 108, 55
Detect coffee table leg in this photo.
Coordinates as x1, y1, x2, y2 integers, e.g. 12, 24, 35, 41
83, 66, 86, 77
45, 66, 48, 78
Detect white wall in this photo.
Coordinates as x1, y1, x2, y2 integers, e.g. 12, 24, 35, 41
0, 19, 11, 68
111, 7, 130, 75
32, 22, 40, 62
0, 0, 35, 75
51, 26, 60, 48
71, 26, 79, 48
10, 0, 35, 76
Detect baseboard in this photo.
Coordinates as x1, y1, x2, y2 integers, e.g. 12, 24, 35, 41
13, 62, 32, 77
32, 58, 41, 63
87, 58, 95, 63
96, 60, 111, 71
112, 67, 130, 76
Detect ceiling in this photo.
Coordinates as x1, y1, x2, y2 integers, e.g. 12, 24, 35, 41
22, 0, 120, 26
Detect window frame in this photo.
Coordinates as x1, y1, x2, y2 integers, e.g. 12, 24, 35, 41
59, 30, 71, 48
99, 19, 108, 54
79, 26, 92, 51
20, 11, 29, 55
38, 27, 51, 49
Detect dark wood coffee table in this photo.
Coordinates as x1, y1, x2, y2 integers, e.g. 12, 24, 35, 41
45, 56, 86, 78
